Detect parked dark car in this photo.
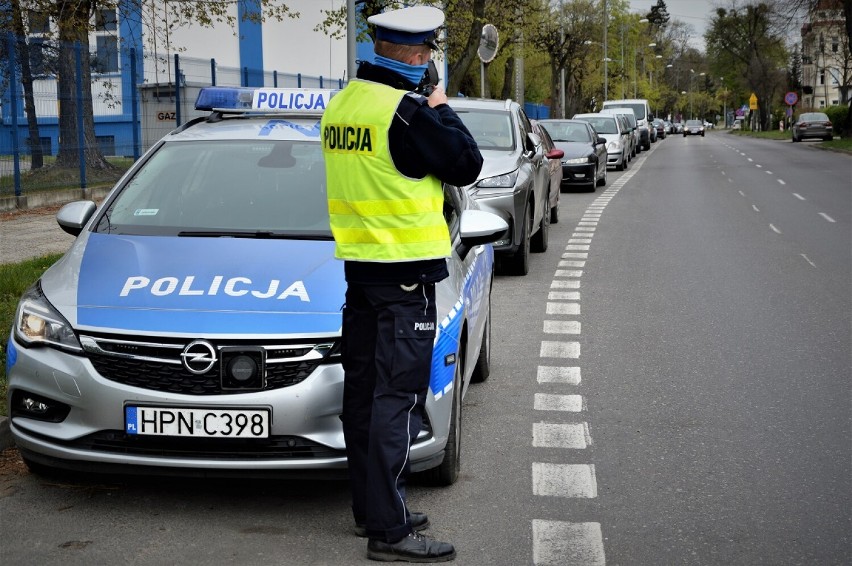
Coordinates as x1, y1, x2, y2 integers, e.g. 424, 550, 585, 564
792, 112, 833, 142
652, 118, 667, 139
537, 119, 608, 192
531, 120, 564, 224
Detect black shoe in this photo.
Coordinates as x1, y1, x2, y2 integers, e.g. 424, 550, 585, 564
367, 532, 456, 563
354, 512, 430, 538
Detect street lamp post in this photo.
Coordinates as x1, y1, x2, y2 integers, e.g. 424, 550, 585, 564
603, 0, 608, 100
634, 18, 648, 97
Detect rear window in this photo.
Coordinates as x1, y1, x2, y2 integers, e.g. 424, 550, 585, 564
539, 121, 592, 143
603, 102, 646, 121
454, 108, 515, 151
575, 116, 617, 134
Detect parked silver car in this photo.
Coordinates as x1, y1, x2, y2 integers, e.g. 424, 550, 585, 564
573, 113, 631, 171
448, 97, 553, 276
6, 86, 507, 485
600, 107, 639, 158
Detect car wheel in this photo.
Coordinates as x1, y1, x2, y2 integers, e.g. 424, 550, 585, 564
425, 343, 463, 486
596, 165, 607, 187
471, 295, 491, 383
616, 157, 626, 171
503, 207, 530, 275
531, 196, 549, 253
644, 140, 651, 150
550, 192, 560, 224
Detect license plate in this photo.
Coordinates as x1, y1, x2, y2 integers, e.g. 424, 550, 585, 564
125, 406, 270, 438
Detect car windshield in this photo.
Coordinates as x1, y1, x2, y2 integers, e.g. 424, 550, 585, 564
686, 120, 703, 127
576, 116, 617, 134
539, 122, 592, 143
454, 109, 515, 150
95, 139, 332, 237
605, 103, 644, 121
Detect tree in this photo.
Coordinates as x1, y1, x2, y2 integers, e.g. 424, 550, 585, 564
705, 3, 789, 130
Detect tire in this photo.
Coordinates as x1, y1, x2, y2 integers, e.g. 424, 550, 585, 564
616, 157, 626, 171
427, 345, 463, 486
471, 296, 491, 383
550, 193, 560, 224
596, 165, 607, 187
503, 207, 530, 276
643, 140, 651, 151
531, 197, 549, 253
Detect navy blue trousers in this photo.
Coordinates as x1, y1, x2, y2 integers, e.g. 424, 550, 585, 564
340, 282, 437, 543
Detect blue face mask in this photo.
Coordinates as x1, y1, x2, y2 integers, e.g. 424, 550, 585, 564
374, 55, 429, 86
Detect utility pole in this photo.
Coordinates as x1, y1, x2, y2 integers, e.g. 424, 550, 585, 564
603, 0, 608, 100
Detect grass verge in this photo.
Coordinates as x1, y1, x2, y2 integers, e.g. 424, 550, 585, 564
0, 254, 63, 416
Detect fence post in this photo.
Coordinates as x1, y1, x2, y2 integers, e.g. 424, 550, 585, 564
211, 58, 217, 86
6, 32, 22, 199
75, 41, 87, 189
174, 54, 182, 127
273, 70, 278, 87
297, 73, 302, 88
130, 48, 140, 161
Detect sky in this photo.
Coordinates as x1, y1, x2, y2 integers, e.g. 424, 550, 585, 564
629, 0, 716, 48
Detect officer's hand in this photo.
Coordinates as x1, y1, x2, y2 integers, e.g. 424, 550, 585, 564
427, 86, 448, 107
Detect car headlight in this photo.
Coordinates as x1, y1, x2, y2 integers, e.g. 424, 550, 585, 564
607, 141, 622, 151
14, 282, 83, 353
564, 157, 591, 164
476, 169, 519, 190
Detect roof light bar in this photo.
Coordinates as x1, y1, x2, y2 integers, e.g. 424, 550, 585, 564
195, 87, 338, 114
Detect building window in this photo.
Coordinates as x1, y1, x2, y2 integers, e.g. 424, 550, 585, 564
27, 10, 50, 33
92, 35, 119, 73
95, 9, 117, 32
831, 37, 838, 53
819, 100, 825, 108
831, 100, 838, 106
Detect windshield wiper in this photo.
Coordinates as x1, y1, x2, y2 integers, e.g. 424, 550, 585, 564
178, 230, 333, 240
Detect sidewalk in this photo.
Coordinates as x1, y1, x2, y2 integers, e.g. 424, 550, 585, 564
1, 205, 77, 265
1, 206, 77, 449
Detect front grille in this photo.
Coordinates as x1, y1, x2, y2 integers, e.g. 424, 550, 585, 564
53, 429, 344, 460
80, 333, 339, 395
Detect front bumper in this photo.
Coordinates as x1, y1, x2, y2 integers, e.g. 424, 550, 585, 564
7, 336, 445, 475
561, 163, 596, 185
468, 190, 523, 254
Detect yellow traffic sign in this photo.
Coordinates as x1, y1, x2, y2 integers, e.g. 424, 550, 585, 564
749, 93, 758, 110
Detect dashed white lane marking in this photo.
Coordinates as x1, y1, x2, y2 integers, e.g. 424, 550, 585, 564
532, 521, 606, 566
793, 192, 805, 200
819, 212, 836, 223
748, 157, 754, 162
537, 366, 581, 384
543, 320, 581, 334
551, 279, 580, 288
555, 270, 583, 278
568, 239, 593, 244
739, 190, 746, 197
559, 260, 586, 268
532, 463, 598, 498
801, 254, 817, 268
563, 252, 588, 258
546, 302, 580, 315
548, 291, 580, 300
533, 422, 590, 448
766, 170, 772, 174
534, 393, 583, 412
770, 223, 782, 234
566, 245, 590, 251
540, 341, 580, 358
778, 179, 786, 185
756, 164, 762, 168
752, 205, 760, 212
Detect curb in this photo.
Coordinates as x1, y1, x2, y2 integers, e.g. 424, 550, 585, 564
0, 416, 13, 450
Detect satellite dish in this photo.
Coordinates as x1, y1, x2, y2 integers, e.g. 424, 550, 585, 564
478, 24, 499, 63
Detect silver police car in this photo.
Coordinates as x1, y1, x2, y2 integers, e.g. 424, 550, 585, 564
6, 87, 506, 485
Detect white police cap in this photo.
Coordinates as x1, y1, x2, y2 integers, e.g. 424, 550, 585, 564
368, 6, 444, 50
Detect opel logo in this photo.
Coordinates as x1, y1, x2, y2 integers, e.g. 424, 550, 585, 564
181, 340, 217, 374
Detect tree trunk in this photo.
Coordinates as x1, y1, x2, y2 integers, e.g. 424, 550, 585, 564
54, 0, 112, 171
10, 0, 44, 169
500, 57, 514, 100
446, 0, 486, 98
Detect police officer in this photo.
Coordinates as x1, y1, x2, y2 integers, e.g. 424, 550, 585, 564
320, 5, 482, 563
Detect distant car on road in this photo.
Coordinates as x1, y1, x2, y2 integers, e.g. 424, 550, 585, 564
537, 119, 608, 192
792, 112, 833, 142
683, 119, 705, 137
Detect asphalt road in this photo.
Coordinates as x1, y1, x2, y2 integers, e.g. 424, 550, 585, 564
1, 134, 849, 565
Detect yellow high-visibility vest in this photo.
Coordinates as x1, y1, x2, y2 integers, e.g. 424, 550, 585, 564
321, 80, 451, 262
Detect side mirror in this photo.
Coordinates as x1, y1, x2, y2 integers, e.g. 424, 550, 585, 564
596, 137, 607, 145
526, 132, 542, 155
546, 148, 564, 159
457, 209, 509, 260
57, 200, 97, 236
